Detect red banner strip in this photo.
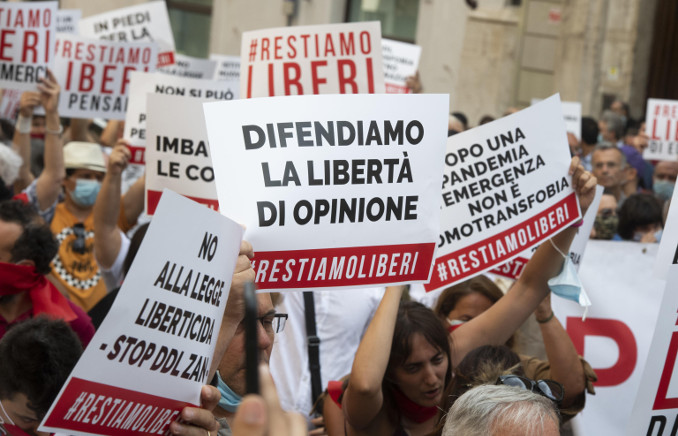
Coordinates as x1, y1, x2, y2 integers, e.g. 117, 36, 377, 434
128, 145, 145, 165
252, 242, 436, 289
43, 377, 193, 436
147, 190, 219, 215
425, 193, 579, 291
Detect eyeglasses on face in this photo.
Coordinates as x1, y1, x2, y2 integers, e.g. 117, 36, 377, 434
495, 375, 564, 404
257, 313, 288, 334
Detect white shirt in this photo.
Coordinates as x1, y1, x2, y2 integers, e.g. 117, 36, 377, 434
269, 288, 384, 418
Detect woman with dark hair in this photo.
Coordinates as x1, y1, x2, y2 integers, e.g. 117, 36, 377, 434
342, 158, 597, 436
433, 276, 503, 329
616, 193, 663, 242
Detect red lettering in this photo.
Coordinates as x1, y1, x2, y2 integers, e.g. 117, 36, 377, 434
21, 31, 38, 63
337, 59, 357, 94
78, 63, 96, 92
366, 57, 374, 94
65, 61, 73, 90
101, 65, 115, 94
283, 62, 302, 95
121, 66, 135, 94
654, 331, 678, 410
324, 35, 335, 57
667, 119, 672, 141
274, 36, 282, 60
267, 63, 274, 97
62, 39, 72, 58
300, 34, 310, 57
339, 32, 355, 55
359, 31, 371, 54
567, 317, 637, 387
247, 64, 253, 99
0, 29, 15, 61
44, 30, 49, 63
652, 119, 660, 140
27, 9, 39, 27
287, 35, 296, 58
311, 60, 327, 94
261, 37, 270, 61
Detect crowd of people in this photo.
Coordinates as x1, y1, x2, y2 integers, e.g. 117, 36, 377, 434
0, 59, 672, 436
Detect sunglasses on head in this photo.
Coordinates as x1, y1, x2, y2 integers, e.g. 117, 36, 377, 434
496, 375, 564, 404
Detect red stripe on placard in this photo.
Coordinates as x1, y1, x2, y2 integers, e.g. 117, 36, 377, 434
128, 145, 145, 165
252, 243, 436, 289
158, 51, 175, 67
42, 377, 192, 436
490, 256, 530, 280
385, 83, 411, 94
425, 194, 579, 292
147, 190, 219, 215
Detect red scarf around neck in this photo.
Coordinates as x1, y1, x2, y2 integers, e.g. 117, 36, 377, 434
392, 387, 439, 424
0, 262, 76, 322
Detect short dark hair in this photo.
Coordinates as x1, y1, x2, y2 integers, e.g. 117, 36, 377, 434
0, 317, 83, 418
617, 193, 663, 240
0, 200, 58, 274
451, 112, 469, 130
581, 117, 599, 145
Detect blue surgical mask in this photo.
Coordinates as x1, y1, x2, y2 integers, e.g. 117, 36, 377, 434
654, 229, 663, 242
597, 133, 603, 143
69, 179, 101, 207
216, 370, 242, 413
548, 256, 591, 320
654, 180, 674, 202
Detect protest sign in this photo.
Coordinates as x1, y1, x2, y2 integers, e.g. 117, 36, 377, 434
0, 1, 57, 92
204, 93, 448, 290
145, 94, 219, 215
210, 54, 240, 82
52, 34, 156, 120
159, 53, 217, 80
532, 98, 582, 138
240, 22, 385, 98
381, 38, 421, 94
0, 88, 21, 120
78, 1, 175, 67
39, 190, 244, 436
56, 9, 81, 34
491, 185, 603, 280
548, 241, 665, 436
626, 262, 678, 436
426, 94, 580, 292
654, 183, 678, 279
124, 71, 237, 165
644, 98, 678, 161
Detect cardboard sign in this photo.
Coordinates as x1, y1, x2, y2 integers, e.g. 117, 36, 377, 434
626, 262, 678, 435
491, 185, 603, 280
549, 241, 665, 436
56, 9, 81, 34
159, 54, 217, 80
426, 94, 580, 292
39, 190, 244, 436
654, 182, 678, 279
78, 1, 176, 67
210, 54, 240, 82
0, 88, 21, 120
532, 98, 582, 139
204, 94, 448, 290
52, 34, 156, 120
381, 38, 421, 94
0, 1, 57, 91
644, 98, 678, 161
240, 22, 385, 98
145, 94, 219, 215
123, 71, 237, 165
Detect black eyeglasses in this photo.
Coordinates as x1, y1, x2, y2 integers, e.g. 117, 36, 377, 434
70, 223, 86, 255
496, 375, 564, 404
258, 313, 288, 334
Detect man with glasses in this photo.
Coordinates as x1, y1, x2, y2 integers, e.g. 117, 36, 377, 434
212, 292, 287, 435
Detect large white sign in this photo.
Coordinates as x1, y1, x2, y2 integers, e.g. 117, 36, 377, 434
56, 9, 81, 34
654, 183, 678, 279
427, 94, 580, 292
204, 94, 448, 290
210, 54, 240, 82
0, 1, 57, 91
52, 34, 156, 120
645, 98, 678, 161
145, 94, 219, 215
159, 54, 218, 80
531, 98, 582, 139
549, 242, 665, 436
240, 22, 385, 98
39, 190, 243, 436
381, 38, 421, 94
124, 71, 237, 164
78, 1, 176, 67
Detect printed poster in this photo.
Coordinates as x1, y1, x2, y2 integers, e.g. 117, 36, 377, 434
159, 54, 217, 80
381, 38, 421, 94
644, 98, 678, 161
39, 190, 244, 436
56, 9, 81, 34
204, 93, 448, 290
210, 54, 240, 82
240, 22, 385, 98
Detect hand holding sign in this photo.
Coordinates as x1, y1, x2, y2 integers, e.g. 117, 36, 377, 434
37, 69, 59, 114
569, 156, 597, 216
18, 90, 40, 117
169, 385, 221, 436
108, 140, 132, 177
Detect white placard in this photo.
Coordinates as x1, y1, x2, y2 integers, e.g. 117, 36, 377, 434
39, 190, 243, 436
145, 94, 219, 215
0, 1, 57, 91
427, 94, 580, 292
52, 34, 157, 120
644, 98, 678, 161
381, 38, 421, 94
56, 9, 81, 34
549, 241, 665, 436
531, 98, 582, 139
0, 88, 21, 120
210, 54, 240, 82
78, 1, 175, 67
204, 94, 448, 290
654, 184, 678, 279
159, 54, 218, 80
240, 22, 385, 98
491, 185, 603, 279
123, 71, 237, 164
